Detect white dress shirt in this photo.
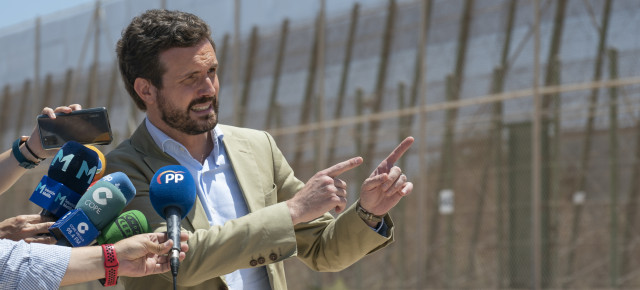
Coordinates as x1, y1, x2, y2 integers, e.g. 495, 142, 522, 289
146, 118, 271, 289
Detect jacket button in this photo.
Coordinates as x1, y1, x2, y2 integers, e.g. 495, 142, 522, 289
269, 253, 278, 261
257, 257, 266, 264
250, 259, 258, 267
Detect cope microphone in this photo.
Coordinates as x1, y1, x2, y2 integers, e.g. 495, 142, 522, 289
97, 210, 150, 244
50, 174, 135, 246
149, 165, 196, 286
30, 141, 99, 219
49, 208, 98, 247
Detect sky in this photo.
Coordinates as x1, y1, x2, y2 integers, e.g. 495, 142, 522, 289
0, 0, 96, 30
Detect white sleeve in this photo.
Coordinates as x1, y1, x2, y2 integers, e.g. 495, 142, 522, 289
0, 239, 72, 290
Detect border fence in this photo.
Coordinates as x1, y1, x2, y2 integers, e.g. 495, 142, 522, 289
2, 0, 640, 289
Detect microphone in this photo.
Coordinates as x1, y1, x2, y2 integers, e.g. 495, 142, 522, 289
48, 142, 99, 193
50, 174, 136, 246
78, 180, 129, 230
85, 145, 106, 182
149, 165, 196, 284
96, 210, 150, 244
87, 171, 136, 203
30, 141, 99, 218
49, 208, 99, 247
99, 172, 136, 204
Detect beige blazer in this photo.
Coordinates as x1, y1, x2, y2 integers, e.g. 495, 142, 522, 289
104, 122, 394, 290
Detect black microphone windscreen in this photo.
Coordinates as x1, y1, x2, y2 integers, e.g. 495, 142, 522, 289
48, 141, 99, 194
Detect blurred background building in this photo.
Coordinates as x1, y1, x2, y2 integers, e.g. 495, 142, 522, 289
2, 0, 640, 289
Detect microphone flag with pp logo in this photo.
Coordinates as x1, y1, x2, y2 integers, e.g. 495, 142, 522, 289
150, 165, 196, 220
149, 165, 196, 280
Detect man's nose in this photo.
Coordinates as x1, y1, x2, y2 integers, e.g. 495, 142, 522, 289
199, 76, 216, 96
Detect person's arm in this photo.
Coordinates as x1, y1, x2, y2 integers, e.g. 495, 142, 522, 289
0, 141, 38, 194
0, 239, 71, 290
0, 104, 82, 195
60, 232, 188, 286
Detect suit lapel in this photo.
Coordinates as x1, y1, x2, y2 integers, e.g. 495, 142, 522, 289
221, 128, 266, 212
132, 122, 210, 230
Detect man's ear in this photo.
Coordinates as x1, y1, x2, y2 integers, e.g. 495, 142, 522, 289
133, 78, 157, 104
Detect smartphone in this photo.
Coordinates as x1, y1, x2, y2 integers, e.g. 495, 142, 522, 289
37, 107, 113, 149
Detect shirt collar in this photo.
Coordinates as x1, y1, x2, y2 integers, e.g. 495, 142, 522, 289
145, 117, 224, 163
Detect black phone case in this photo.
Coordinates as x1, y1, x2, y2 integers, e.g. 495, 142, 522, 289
37, 107, 113, 149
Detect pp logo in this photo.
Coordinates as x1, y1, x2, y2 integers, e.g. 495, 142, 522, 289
157, 170, 186, 184
102, 174, 114, 182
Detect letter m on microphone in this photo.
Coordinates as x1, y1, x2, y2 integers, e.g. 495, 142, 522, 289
35, 181, 46, 194
77, 161, 97, 182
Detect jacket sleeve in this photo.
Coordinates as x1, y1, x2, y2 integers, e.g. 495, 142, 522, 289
264, 131, 395, 272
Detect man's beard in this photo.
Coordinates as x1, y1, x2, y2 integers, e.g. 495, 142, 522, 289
157, 91, 218, 135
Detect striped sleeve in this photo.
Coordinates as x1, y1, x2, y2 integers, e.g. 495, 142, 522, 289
0, 239, 71, 290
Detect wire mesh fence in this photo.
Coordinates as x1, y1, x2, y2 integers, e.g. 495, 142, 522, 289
2, 0, 640, 289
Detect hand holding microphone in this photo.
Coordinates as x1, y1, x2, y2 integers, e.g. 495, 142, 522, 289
114, 232, 189, 278
149, 165, 196, 286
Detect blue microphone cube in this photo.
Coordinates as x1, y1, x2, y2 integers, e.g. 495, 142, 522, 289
49, 208, 99, 247
30, 175, 83, 218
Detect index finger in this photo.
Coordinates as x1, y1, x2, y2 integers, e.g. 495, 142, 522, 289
68, 104, 82, 111
322, 157, 363, 178
151, 232, 189, 243
29, 221, 55, 233
21, 214, 53, 223
382, 136, 414, 166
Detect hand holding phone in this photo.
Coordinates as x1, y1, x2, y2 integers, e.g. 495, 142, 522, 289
37, 107, 113, 149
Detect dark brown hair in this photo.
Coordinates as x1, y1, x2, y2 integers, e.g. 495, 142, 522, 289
116, 9, 216, 110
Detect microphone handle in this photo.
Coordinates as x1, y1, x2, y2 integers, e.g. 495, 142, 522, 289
40, 209, 55, 218
37, 209, 55, 237
56, 238, 72, 247
165, 207, 182, 278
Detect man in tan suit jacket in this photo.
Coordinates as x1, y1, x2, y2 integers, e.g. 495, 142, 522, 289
106, 9, 414, 290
